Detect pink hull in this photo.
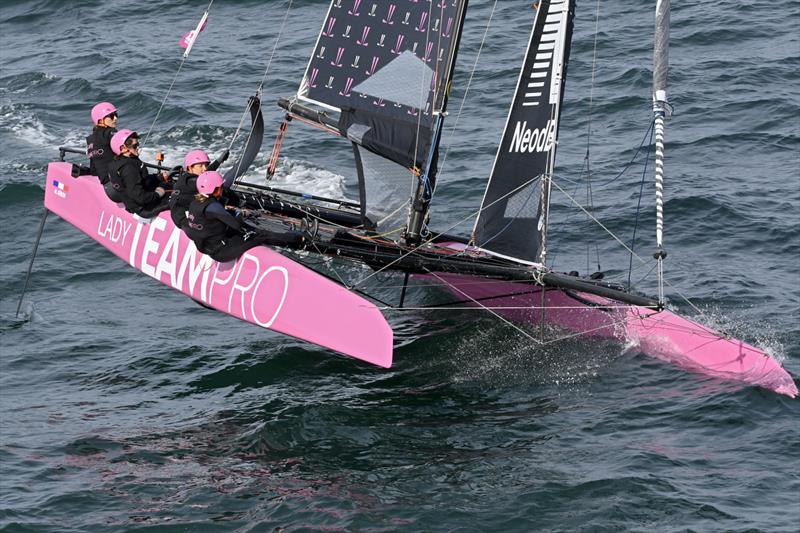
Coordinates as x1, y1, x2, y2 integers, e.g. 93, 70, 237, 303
429, 272, 797, 397
44, 163, 393, 367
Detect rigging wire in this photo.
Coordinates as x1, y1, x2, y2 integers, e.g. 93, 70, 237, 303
426, 271, 543, 345
350, 174, 546, 290
434, 0, 500, 195
550, 177, 707, 318
584, 0, 602, 274
230, 0, 294, 184
627, 122, 654, 290
594, 120, 654, 187
376, 305, 641, 311
142, 0, 215, 148
551, 178, 651, 268
410, 0, 439, 199
545, 121, 654, 269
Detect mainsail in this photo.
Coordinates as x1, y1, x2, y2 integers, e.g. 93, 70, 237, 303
296, 0, 469, 229
472, 0, 574, 264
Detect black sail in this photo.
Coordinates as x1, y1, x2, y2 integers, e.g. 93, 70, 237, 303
298, 0, 468, 172
473, 0, 574, 264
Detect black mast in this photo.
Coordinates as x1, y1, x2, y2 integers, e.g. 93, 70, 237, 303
405, 0, 470, 246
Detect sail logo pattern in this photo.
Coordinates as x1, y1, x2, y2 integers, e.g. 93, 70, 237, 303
508, 120, 556, 153
301, 0, 465, 118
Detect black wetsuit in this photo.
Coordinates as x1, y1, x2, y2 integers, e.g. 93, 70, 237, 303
184, 196, 302, 262
86, 126, 116, 183
169, 168, 243, 230
108, 156, 170, 218
168, 171, 200, 229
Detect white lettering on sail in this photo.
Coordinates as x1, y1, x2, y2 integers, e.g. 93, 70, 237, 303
508, 120, 556, 153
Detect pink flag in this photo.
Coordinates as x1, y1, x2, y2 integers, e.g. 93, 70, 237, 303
179, 12, 209, 58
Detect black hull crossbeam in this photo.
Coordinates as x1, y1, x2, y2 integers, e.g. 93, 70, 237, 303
304, 231, 659, 309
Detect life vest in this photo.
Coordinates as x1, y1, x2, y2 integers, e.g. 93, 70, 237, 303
168, 172, 198, 228
86, 126, 116, 183
185, 197, 229, 253
108, 157, 159, 214
107, 157, 128, 193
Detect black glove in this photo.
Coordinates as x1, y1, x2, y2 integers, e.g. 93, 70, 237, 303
72, 164, 91, 178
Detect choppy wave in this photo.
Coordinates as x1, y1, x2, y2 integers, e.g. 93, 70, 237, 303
1, 0, 799, 531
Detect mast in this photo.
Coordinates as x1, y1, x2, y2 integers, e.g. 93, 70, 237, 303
538, 1, 572, 266
405, 1, 470, 246
653, 0, 670, 306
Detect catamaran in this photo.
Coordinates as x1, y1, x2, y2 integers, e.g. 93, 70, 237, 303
32, 0, 797, 397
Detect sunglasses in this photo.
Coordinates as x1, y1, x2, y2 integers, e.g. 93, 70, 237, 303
127, 142, 140, 149
105, 113, 118, 120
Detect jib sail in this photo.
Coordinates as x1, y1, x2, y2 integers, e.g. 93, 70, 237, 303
473, 0, 574, 264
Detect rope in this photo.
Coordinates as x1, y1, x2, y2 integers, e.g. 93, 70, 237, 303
627, 123, 654, 290
375, 202, 409, 229
551, 177, 708, 319
350, 174, 546, 290
594, 121, 655, 188
376, 305, 650, 311
230, 0, 294, 185
546, 122, 654, 269
435, 0, 500, 196
583, 0, 602, 275
142, 0, 214, 148
410, 0, 439, 199
141, 59, 187, 148
427, 271, 543, 345
551, 178, 651, 268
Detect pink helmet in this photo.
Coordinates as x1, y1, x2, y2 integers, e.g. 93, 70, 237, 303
196, 171, 224, 195
110, 129, 136, 155
91, 102, 117, 124
184, 149, 211, 170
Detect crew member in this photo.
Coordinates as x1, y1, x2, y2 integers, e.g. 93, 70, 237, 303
169, 148, 230, 229
85, 102, 118, 182
107, 129, 170, 218
183, 171, 303, 262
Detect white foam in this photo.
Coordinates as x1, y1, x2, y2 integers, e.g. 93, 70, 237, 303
265, 158, 349, 200
688, 305, 787, 364
0, 105, 353, 202
0, 105, 59, 148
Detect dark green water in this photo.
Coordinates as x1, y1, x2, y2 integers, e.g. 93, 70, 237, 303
1, 1, 799, 531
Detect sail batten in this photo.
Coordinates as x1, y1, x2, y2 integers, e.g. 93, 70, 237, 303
473, 0, 575, 264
